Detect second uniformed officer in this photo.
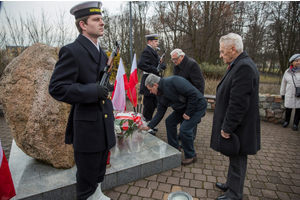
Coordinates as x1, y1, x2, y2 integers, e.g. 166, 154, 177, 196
138, 34, 166, 135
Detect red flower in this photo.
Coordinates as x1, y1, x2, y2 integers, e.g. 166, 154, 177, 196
122, 121, 129, 131
134, 116, 141, 122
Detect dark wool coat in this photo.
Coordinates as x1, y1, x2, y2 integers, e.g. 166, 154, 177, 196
173, 55, 205, 95
210, 52, 261, 155
138, 45, 166, 97
148, 76, 207, 129
49, 34, 116, 153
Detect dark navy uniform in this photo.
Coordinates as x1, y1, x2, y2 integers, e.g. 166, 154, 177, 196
49, 33, 116, 199
138, 43, 166, 121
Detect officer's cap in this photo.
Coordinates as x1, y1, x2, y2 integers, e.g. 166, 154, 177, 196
70, 1, 102, 19
145, 34, 159, 41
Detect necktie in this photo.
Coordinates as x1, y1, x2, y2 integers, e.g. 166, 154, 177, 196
227, 65, 231, 70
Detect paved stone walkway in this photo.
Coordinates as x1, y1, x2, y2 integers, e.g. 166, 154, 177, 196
1, 105, 300, 199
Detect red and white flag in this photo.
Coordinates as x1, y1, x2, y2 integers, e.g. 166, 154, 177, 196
0, 140, 16, 200
127, 53, 138, 107
112, 58, 128, 111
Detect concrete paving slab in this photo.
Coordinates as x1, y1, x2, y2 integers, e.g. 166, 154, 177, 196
8, 131, 181, 199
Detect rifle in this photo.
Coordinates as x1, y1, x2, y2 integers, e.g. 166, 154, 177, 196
97, 40, 121, 110
99, 40, 121, 86
157, 50, 167, 73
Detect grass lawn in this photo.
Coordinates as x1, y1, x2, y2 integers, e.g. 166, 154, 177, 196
205, 74, 281, 95
260, 75, 282, 84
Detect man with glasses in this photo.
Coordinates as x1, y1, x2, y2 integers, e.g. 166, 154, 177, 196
171, 49, 205, 142
138, 34, 166, 136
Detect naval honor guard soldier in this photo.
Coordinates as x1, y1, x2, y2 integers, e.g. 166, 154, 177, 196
138, 34, 166, 135
49, 1, 115, 200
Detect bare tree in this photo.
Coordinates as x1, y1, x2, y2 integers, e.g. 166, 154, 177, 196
153, 1, 239, 64
54, 8, 77, 47
243, 2, 269, 66
2, 8, 26, 47
101, 1, 152, 76
23, 8, 57, 46
268, 1, 300, 75
1, 1, 299, 79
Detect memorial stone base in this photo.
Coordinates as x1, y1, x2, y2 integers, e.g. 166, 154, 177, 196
9, 132, 181, 200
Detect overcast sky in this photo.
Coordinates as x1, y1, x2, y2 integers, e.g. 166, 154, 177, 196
0, 1, 125, 21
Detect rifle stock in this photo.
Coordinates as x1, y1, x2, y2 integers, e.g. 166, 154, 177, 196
99, 40, 121, 86
157, 50, 167, 73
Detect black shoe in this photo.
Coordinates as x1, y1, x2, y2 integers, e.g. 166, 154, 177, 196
216, 194, 232, 200
148, 129, 156, 136
282, 122, 289, 127
215, 183, 228, 192
153, 127, 158, 131
293, 124, 298, 131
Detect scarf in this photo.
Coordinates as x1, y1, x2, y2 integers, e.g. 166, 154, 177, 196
290, 65, 300, 73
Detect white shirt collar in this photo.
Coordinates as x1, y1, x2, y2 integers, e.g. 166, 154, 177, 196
147, 44, 155, 51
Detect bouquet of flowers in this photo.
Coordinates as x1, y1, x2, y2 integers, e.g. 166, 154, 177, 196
114, 111, 147, 138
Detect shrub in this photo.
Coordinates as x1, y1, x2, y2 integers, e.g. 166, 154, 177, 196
200, 62, 227, 79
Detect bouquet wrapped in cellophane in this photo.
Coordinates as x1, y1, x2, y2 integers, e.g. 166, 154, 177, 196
114, 111, 147, 138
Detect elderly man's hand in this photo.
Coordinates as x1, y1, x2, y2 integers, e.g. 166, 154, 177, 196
141, 126, 151, 131
183, 113, 190, 120
221, 130, 230, 139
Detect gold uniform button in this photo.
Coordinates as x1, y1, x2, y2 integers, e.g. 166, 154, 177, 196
102, 100, 105, 104
105, 114, 108, 118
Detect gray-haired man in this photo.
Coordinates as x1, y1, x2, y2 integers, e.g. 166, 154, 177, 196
211, 33, 260, 200
141, 74, 207, 165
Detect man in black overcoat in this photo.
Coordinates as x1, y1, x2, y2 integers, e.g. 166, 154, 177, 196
48, 2, 115, 200
171, 48, 205, 141
141, 74, 207, 166
138, 34, 166, 135
211, 33, 261, 200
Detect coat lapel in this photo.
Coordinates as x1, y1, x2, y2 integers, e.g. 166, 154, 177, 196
76, 34, 100, 64
98, 48, 108, 77
76, 34, 109, 81
147, 45, 158, 60
217, 52, 249, 90
217, 68, 230, 90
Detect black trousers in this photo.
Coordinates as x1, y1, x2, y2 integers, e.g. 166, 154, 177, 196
225, 154, 248, 200
284, 108, 300, 125
143, 95, 157, 122
74, 149, 109, 200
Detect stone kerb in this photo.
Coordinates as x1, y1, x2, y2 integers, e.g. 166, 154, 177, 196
204, 94, 284, 124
